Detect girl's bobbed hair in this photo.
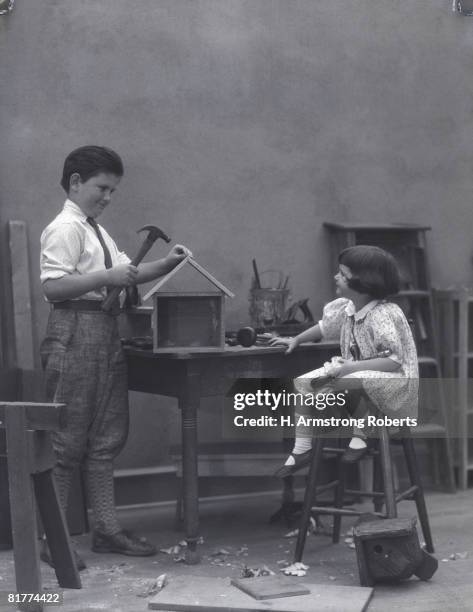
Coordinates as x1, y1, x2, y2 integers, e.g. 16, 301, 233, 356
338, 245, 400, 299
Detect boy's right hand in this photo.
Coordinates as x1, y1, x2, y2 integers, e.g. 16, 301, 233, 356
166, 244, 193, 266
107, 264, 139, 287
268, 336, 299, 354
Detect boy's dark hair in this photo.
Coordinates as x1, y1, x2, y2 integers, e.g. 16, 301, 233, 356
61, 146, 124, 192
338, 245, 400, 299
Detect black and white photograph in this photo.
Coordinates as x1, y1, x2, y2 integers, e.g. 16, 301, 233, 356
0, 2, 472, 611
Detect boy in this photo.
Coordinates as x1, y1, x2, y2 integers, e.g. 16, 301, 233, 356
40, 146, 191, 567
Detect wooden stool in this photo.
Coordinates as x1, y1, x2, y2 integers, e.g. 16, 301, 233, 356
293, 424, 434, 565
1, 402, 81, 612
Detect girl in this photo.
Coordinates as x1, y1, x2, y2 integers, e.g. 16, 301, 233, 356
271, 245, 418, 476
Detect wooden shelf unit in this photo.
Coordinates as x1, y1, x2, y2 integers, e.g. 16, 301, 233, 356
324, 222, 455, 491
435, 288, 473, 489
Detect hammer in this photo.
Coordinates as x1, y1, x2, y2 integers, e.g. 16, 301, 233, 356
102, 224, 171, 312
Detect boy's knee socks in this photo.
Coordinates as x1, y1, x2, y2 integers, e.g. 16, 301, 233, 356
53, 465, 74, 513
85, 463, 121, 535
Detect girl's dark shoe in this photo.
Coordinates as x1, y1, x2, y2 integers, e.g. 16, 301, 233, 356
92, 529, 157, 556
274, 449, 312, 478
341, 445, 369, 463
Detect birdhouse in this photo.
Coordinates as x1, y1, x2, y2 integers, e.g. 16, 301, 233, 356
142, 257, 234, 352
353, 517, 438, 586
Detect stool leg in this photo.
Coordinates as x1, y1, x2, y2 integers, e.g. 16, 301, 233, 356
379, 426, 397, 518
437, 437, 456, 493
401, 434, 435, 553
294, 437, 323, 562
430, 439, 441, 487
332, 459, 345, 543
372, 450, 384, 513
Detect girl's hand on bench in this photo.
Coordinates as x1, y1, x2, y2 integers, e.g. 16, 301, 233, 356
268, 336, 299, 354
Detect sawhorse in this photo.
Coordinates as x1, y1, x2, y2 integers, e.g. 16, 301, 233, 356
1, 402, 81, 612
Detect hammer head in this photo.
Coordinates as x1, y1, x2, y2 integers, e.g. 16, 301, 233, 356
137, 225, 171, 244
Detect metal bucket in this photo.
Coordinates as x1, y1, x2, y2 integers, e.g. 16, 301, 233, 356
249, 288, 289, 328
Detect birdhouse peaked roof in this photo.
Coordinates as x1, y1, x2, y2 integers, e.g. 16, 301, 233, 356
142, 257, 235, 301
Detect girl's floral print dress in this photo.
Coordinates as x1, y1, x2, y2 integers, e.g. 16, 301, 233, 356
319, 298, 419, 418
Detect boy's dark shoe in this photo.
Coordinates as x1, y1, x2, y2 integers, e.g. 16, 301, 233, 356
92, 529, 157, 556
274, 449, 312, 478
40, 539, 87, 571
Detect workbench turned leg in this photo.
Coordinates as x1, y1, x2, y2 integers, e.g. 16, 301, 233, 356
5, 406, 43, 612
33, 470, 81, 589
179, 370, 201, 564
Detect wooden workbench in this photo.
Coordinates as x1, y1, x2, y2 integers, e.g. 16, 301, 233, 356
126, 341, 338, 563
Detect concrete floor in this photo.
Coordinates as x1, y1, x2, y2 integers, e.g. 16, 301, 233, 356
1, 488, 473, 612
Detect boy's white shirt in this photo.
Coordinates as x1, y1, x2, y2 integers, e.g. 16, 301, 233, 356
40, 199, 130, 301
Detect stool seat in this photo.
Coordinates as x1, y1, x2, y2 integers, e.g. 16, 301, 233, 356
293, 424, 434, 580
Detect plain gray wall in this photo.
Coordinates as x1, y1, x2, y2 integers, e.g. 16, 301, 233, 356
1, 1, 473, 468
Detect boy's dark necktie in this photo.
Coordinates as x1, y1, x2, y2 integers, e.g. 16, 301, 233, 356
87, 217, 120, 311
87, 217, 113, 269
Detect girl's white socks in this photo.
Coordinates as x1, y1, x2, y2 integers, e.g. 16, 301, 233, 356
348, 436, 367, 449
284, 437, 312, 465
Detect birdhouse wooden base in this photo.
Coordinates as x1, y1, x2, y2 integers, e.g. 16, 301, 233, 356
353, 517, 438, 586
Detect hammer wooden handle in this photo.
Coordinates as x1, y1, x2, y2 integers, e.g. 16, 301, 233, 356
102, 283, 127, 313
102, 225, 171, 312
101, 248, 150, 312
